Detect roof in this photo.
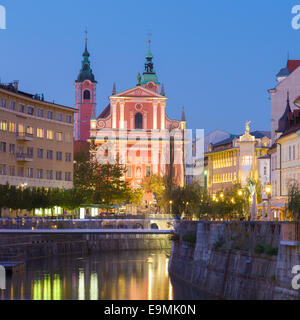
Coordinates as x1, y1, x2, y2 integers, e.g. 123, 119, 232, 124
277, 109, 300, 139
98, 104, 111, 119
287, 60, 300, 72
0, 83, 76, 112
212, 131, 271, 148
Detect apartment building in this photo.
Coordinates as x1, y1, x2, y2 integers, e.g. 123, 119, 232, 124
0, 82, 77, 189
205, 122, 271, 194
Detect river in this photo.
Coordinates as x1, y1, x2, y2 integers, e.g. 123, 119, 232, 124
0, 250, 214, 300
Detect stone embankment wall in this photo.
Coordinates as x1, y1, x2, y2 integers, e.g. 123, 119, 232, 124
0, 233, 171, 261
169, 221, 300, 300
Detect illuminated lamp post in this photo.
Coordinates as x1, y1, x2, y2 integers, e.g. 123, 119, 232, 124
169, 200, 173, 215
265, 184, 271, 221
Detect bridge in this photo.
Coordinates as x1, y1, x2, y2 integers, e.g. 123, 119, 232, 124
0, 218, 175, 234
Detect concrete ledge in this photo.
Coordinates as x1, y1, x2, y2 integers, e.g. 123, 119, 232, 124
0, 229, 172, 235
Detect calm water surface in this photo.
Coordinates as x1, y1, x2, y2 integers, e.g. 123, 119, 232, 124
0, 250, 214, 300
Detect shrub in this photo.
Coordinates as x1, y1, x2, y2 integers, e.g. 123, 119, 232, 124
254, 244, 264, 254
264, 244, 278, 256
213, 238, 226, 249
182, 232, 197, 244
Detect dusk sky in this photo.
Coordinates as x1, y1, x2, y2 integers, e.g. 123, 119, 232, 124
1, 0, 300, 135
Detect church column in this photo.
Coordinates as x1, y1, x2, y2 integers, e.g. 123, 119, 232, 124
112, 100, 117, 129
161, 101, 166, 130
153, 101, 158, 130
120, 100, 125, 129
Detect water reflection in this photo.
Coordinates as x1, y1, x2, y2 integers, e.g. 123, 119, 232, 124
0, 251, 211, 300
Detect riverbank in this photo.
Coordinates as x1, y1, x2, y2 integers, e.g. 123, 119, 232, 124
0, 233, 172, 262
169, 221, 300, 300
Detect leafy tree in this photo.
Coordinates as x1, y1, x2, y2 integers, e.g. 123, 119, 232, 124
288, 182, 300, 221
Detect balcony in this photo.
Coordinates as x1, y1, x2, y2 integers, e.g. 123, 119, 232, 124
16, 132, 33, 141
16, 153, 33, 162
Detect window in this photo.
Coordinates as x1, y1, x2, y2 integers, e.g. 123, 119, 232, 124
9, 122, 16, 133
146, 166, 151, 177
10, 101, 16, 110
18, 124, 25, 135
65, 172, 72, 181
27, 147, 34, 157
9, 166, 15, 177
264, 166, 267, 176
136, 167, 142, 178
56, 132, 63, 142
56, 151, 62, 161
37, 128, 44, 138
135, 113, 143, 129
47, 170, 53, 180
37, 169, 43, 179
47, 130, 53, 140
47, 150, 53, 160
0, 120, 7, 131
37, 149, 44, 159
293, 145, 296, 161
56, 171, 62, 180
0, 164, 6, 175
66, 115, 72, 124
27, 126, 33, 135
65, 133, 72, 143
0, 142, 6, 152
9, 144, 15, 154
37, 109, 44, 117
20, 104, 25, 113
1, 98, 6, 108
65, 153, 72, 162
47, 111, 53, 120
27, 168, 34, 178
126, 166, 132, 178
28, 107, 34, 115
56, 113, 62, 121
18, 167, 24, 177
83, 90, 91, 100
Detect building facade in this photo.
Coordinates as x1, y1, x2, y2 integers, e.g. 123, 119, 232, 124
268, 59, 300, 143
205, 122, 271, 194
79, 42, 186, 191
0, 82, 76, 189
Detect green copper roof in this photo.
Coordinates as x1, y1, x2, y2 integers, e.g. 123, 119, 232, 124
76, 38, 97, 83
141, 41, 160, 85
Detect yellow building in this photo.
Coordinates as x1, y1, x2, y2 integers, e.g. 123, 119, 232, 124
0, 82, 77, 189
205, 122, 271, 194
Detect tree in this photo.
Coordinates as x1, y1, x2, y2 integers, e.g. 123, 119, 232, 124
288, 182, 300, 221
143, 174, 166, 208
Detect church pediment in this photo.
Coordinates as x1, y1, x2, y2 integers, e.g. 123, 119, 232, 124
113, 86, 165, 98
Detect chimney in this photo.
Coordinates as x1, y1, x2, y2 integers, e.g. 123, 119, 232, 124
13, 80, 19, 91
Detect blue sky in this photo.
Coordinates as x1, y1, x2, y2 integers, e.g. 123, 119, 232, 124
1, 0, 300, 135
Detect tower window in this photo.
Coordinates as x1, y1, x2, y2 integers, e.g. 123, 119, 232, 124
135, 112, 143, 129
83, 90, 91, 100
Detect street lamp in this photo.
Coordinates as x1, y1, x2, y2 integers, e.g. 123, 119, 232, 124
238, 190, 243, 197
169, 200, 173, 215
265, 184, 271, 221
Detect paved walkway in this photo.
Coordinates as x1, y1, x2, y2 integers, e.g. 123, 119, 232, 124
0, 229, 173, 234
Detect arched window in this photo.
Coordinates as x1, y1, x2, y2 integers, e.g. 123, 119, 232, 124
135, 112, 143, 129
83, 90, 91, 100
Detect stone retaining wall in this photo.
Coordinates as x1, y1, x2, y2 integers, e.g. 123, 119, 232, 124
169, 221, 300, 300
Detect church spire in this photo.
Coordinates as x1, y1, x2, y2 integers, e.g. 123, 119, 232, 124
181, 106, 186, 122
112, 82, 116, 95
276, 91, 292, 133
76, 30, 96, 83
141, 37, 159, 85
161, 83, 165, 96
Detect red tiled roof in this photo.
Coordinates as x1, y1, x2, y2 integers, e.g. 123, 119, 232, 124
98, 104, 111, 119
287, 60, 300, 73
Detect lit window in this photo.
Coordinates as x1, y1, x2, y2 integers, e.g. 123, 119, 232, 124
37, 128, 44, 138
242, 155, 253, 166
9, 122, 16, 133
26, 126, 33, 135
56, 132, 63, 142
47, 130, 53, 140
0, 120, 8, 131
